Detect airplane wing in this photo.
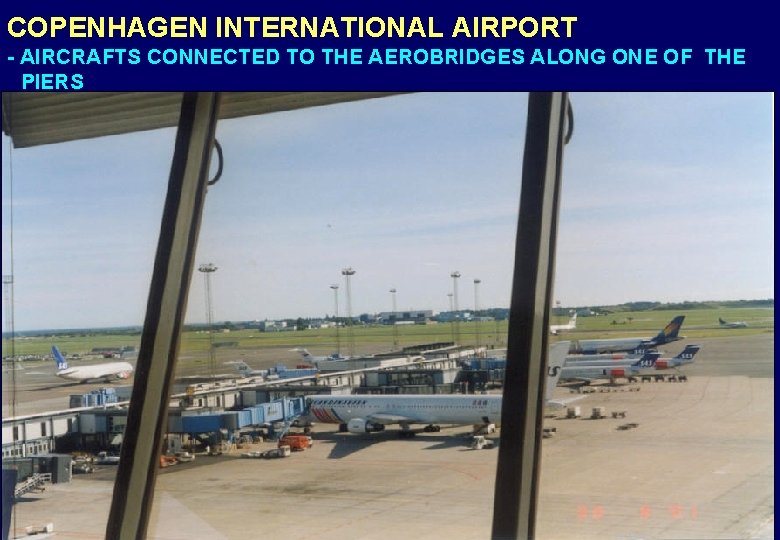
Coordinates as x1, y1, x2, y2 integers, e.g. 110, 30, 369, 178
546, 395, 587, 410
366, 412, 425, 425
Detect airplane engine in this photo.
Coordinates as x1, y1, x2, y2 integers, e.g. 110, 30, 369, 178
347, 418, 385, 434
655, 360, 669, 370
609, 368, 626, 378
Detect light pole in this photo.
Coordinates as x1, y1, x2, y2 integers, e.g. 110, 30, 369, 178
474, 278, 481, 349
3, 274, 17, 421
341, 267, 356, 357
389, 288, 399, 350
330, 284, 340, 356
447, 292, 455, 344
451, 271, 461, 344
3, 275, 14, 355
198, 263, 218, 379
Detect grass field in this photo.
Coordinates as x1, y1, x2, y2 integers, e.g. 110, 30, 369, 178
2, 307, 773, 360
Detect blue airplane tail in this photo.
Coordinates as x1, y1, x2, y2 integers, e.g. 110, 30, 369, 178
51, 346, 68, 371
631, 350, 661, 368
653, 315, 685, 344
629, 344, 654, 355
674, 344, 701, 363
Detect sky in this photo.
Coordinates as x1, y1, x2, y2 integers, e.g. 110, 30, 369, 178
1, 92, 774, 331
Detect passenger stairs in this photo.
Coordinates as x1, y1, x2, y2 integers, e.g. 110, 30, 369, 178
271, 419, 296, 440
14, 473, 51, 498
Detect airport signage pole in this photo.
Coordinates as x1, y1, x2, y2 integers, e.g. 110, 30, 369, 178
491, 92, 570, 540
106, 92, 221, 540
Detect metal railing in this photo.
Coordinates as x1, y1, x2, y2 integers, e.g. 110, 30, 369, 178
14, 472, 51, 498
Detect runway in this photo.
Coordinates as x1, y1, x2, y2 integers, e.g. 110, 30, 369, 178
6, 332, 774, 539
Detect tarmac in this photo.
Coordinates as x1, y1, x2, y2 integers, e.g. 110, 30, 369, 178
5, 332, 775, 539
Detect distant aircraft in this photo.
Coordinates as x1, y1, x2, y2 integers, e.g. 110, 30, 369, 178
290, 347, 348, 365
51, 346, 133, 383
305, 341, 580, 435
550, 313, 577, 335
568, 315, 685, 354
228, 361, 267, 377
653, 344, 702, 370
719, 317, 748, 328
560, 350, 661, 382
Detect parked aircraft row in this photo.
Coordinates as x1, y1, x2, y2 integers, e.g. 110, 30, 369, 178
568, 315, 685, 354
304, 341, 579, 435
564, 344, 701, 368
560, 345, 701, 383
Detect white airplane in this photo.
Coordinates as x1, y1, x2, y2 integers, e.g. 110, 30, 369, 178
305, 341, 578, 435
568, 315, 685, 354
227, 360, 268, 377
550, 313, 577, 335
719, 317, 748, 328
290, 347, 348, 365
51, 346, 133, 383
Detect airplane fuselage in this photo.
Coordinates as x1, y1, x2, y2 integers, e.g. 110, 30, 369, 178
564, 352, 643, 367
561, 363, 645, 381
307, 394, 502, 430
56, 361, 134, 382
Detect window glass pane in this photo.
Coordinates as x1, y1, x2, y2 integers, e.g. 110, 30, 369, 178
3, 93, 772, 539
2, 124, 174, 530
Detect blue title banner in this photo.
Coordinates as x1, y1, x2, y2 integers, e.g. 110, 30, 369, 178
0, 0, 775, 90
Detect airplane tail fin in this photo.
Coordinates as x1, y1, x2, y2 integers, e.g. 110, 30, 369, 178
233, 361, 251, 374
51, 346, 68, 371
290, 348, 314, 361
674, 344, 701, 365
545, 341, 570, 401
546, 341, 586, 409
569, 313, 577, 328
654, 315, 685, 344
631, 350, 661, 368
718, 318, 727, 325
629, 344, 653, 355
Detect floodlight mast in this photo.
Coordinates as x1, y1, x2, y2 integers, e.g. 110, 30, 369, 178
330, 284, 340, 356
341, 267, 356, 357
198, 263, 218, 379
451, 271, 461, 344
447, 292, 455, 343
474, 278, 482, 349
389, 288, 398, 349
